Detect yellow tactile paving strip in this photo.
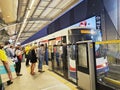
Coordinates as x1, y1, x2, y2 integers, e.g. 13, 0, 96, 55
46, 70, 78, 90
26, 65, 78, 90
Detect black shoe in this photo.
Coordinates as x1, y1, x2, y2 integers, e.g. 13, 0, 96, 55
7, 80, 13, 85
17, 74, 23, 76
38, 70, 45, 73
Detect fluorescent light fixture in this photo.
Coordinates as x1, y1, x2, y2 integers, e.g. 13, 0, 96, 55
16, 0, 36, 43
25, 10, 30, 19
29, 0, 36, 9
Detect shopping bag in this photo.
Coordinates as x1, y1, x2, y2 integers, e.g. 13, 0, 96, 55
0, 59, 17, 83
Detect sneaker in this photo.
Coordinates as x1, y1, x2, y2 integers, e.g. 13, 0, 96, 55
41, 71, 45, 73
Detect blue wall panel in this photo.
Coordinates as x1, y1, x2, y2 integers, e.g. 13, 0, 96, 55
21, 26, 47, 45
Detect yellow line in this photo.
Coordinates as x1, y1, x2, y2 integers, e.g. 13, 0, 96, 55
104, 77, 120, 87
46, 69, 78, 90
96, 40, 120, 44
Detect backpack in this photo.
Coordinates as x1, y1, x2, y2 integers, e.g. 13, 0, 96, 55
4, 48, 13, 58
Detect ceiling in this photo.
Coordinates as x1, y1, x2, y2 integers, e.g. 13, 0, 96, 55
0, 0, 80, 44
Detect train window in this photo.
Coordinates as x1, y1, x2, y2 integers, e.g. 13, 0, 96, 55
78, 44, 88, 68
68, 45, 76, 60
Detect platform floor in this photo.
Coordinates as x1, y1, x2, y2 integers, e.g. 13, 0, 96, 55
5, 62, 78, 90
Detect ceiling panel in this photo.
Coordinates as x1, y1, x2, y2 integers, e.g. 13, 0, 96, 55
32, 23, 39, 27
37, 6, 45, 10
40, 8, 53, 17
39, 1, 50, 7
14, 0, 80, 44
48, 0, 61, 8
33, 10, 43, 16
56, 0, 73, 8
48, 9, 61, 18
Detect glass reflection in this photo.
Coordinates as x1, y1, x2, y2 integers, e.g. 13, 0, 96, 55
53, 46, 63, 75
96, 42, 120, 89
67, 45, 77, 83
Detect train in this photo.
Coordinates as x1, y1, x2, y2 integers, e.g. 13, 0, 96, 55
31, 27, 109, 83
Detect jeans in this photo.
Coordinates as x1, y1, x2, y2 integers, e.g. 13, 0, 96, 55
38, 56, 44, 70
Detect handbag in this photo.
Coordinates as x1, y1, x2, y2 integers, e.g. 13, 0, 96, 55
18, 55, 22, 61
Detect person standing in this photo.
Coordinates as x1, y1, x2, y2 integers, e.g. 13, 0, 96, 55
4, 41, 14, 60
15, 46, 23, 76
0, 43, 13, 85
30, 46, 37, 75
44, 44, 49, 65
37, 44, 45, 72
25, 45, 31, 66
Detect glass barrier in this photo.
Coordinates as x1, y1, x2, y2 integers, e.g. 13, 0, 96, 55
78, 44, 88, 68
67, 45, 77, 83
95, 40, 120, 89
53, 45, 64, 76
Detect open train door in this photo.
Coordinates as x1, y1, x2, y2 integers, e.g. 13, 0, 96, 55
76, 41, 96, 90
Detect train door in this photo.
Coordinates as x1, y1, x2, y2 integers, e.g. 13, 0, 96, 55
77, 41, 96, 90
67, 44, 77, 83
53, 45, 64, 76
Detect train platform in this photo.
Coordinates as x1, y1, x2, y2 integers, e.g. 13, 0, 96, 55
4, 62, 78, 90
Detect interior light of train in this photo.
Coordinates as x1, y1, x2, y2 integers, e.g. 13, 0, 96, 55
90, 30, 96, 34
80, 30, 91, 34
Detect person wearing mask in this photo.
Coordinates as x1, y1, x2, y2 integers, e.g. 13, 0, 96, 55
0, 43, 13, 85
15, 46, 23, 76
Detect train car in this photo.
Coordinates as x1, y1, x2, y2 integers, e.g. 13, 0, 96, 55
67, 27, 109, 79
35, 27, 109, 82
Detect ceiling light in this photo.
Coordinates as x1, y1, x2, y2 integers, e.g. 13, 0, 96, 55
16, 0, 36, 44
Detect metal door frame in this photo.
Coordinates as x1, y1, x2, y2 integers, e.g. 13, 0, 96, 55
76, 41, 96, 90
